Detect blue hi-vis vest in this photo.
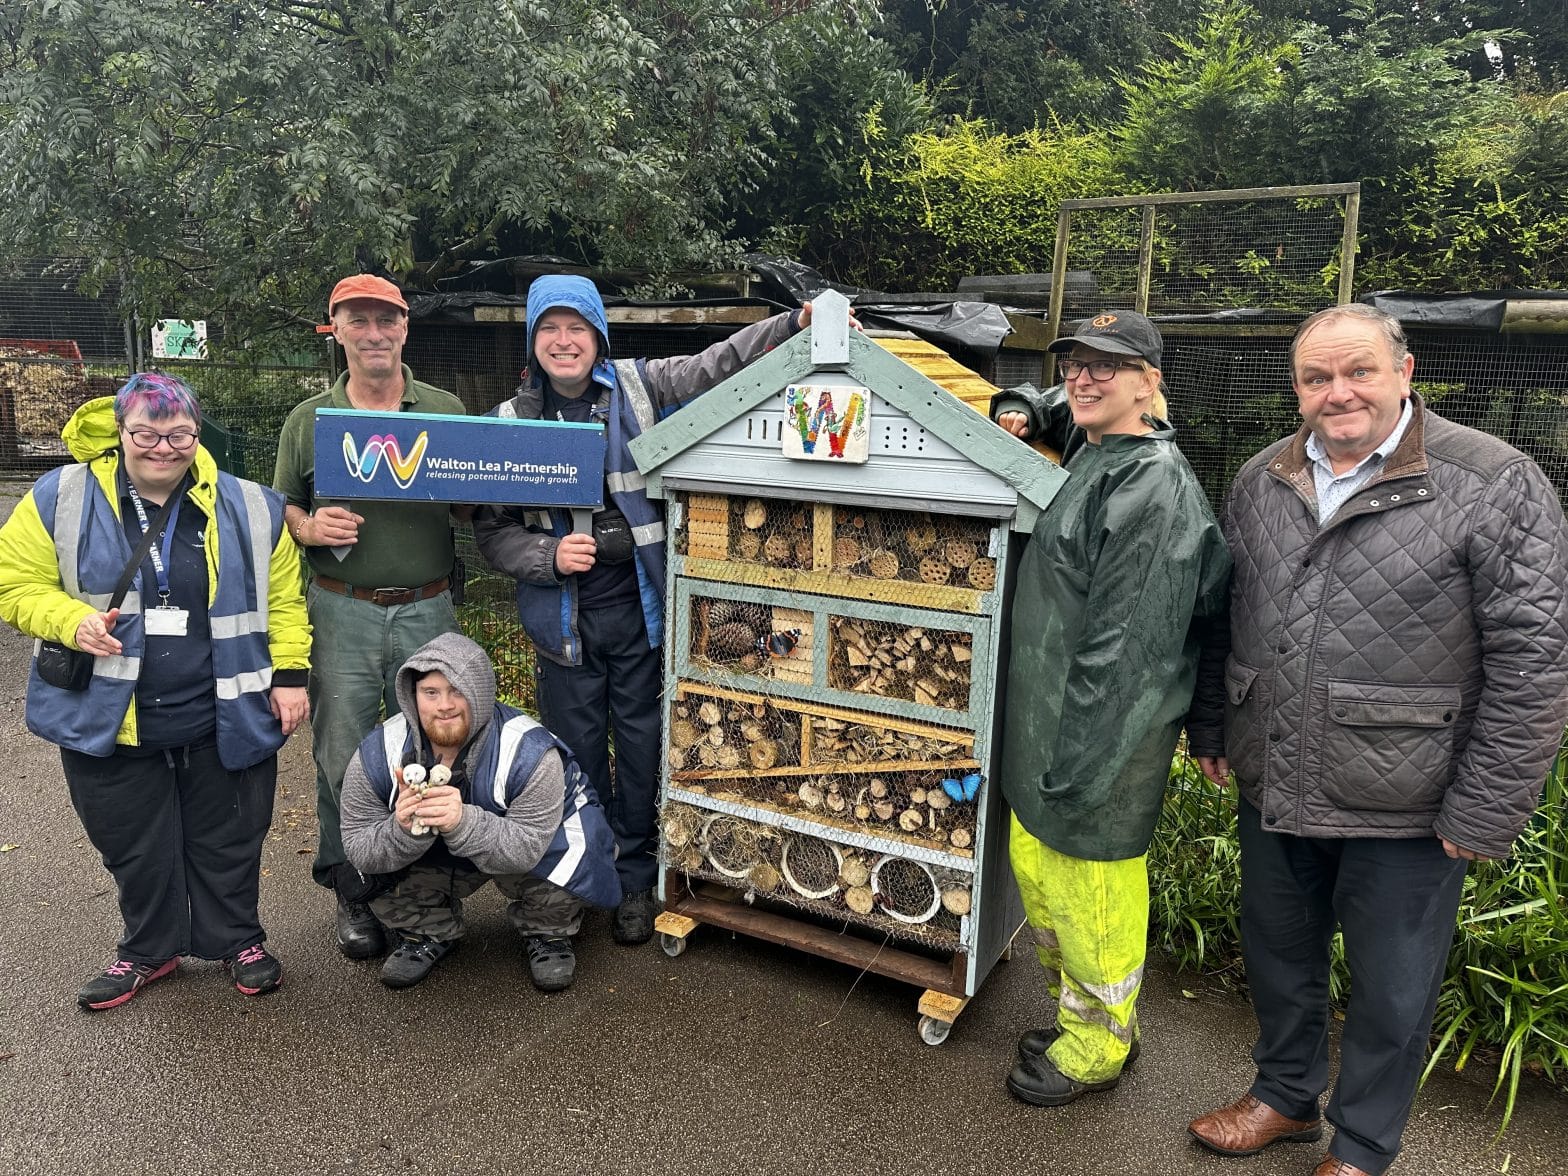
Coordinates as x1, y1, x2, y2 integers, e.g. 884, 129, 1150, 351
27, 463, 288, 771
495, 358, 667, 665
358, 705, 622, 909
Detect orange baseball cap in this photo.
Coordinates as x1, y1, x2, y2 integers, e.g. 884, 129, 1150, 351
327, 274, 409, 315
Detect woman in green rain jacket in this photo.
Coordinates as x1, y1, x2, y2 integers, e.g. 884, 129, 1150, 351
989, 310, 1230, 1108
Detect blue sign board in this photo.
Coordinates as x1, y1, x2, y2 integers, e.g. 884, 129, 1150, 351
313, 409, 604, 507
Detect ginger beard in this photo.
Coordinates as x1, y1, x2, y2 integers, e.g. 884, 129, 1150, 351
414, 671, 472, 756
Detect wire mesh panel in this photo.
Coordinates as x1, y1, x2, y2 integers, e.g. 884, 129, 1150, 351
1056, 186, 1357, 320
0, 346, 96, 472
677, 765, 980, 856
1160, 328, 1568, 518
659, 801, 970, 949
827, 616, 973, 712
673, 491, 1002, 608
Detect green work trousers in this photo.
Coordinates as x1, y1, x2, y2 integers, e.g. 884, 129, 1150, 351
1010, 813, 1147, 1083
306, 581, 458, 887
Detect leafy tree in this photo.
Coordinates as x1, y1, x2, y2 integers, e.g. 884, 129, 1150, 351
0, 0, 885, 344
879, 0, 1163, 129
818, 116, 1116, 290
1113, 0, 1287, 190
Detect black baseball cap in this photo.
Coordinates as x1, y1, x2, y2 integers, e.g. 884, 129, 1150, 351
1048, 310, 1163, 368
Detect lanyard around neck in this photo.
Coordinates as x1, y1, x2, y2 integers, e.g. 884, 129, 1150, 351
124, 481, 184, 603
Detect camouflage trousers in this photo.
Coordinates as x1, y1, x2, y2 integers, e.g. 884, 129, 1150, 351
369, 863, 585, 941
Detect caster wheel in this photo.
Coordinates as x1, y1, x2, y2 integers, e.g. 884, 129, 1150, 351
659, 932, 688, 958
918, 1014, 951, 1046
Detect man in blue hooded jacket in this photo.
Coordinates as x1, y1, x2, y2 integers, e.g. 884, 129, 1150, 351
473, 275, 812, 944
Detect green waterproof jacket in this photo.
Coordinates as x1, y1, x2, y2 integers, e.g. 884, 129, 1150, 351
992, 384, 1230, 861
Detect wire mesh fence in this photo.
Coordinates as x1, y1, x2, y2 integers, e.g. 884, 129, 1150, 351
1160, 326, 1568, 517
1054, 186, 1358, 320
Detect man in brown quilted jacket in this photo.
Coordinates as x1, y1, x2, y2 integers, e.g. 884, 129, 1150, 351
1183, 304, 1568, 1176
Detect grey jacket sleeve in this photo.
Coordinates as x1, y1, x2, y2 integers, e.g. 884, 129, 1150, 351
340, 747, 433, 875
640, 310, 801, 412
1436, 459, 1568, 857
473, 504, 563, 586
442, 749, 568, 876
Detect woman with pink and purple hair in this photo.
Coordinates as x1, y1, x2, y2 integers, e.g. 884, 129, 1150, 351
0, 373, 312, 1010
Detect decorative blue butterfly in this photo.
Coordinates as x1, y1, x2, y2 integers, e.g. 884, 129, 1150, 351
941, 773, 982, 803
757, 628, 803, 657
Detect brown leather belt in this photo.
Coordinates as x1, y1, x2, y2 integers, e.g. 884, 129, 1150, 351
314, 574, 450, 607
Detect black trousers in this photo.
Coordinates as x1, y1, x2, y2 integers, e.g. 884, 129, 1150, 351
62, 740, 277, 964
535, 605, 662, 892
1237, 797, 1467, 1176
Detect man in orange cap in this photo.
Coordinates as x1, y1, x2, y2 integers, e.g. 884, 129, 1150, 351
273, 274, 470, 961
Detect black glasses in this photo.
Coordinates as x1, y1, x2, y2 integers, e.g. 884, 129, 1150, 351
1060, 358, 1144, 381
124, 427, 199, 451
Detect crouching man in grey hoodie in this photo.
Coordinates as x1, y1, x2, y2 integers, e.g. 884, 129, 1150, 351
340, 632, 621, 991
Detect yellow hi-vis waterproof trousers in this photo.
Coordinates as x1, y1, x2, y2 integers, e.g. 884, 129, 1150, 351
1010, 813, 1147, 1083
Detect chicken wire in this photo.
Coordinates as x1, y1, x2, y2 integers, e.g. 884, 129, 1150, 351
1057, 191, 1354, 319
827, 616, 973, 712
674, 493, 1001, 600
1160, 328, 1568, 518
675, 763, 979, 857
659, 801, 970, 948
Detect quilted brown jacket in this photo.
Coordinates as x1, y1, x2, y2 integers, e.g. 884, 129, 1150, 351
1186, 394, 1568, 857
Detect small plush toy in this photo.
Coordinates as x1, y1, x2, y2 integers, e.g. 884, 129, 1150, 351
402, 763, 431, 836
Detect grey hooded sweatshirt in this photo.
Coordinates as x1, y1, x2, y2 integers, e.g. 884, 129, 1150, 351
340, 631, 566, 877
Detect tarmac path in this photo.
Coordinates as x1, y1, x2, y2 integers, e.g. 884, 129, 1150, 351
0, 486, 1562, 1176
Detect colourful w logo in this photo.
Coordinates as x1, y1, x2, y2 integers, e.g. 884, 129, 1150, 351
786, 387, 866, 458
341, 431, 429, 490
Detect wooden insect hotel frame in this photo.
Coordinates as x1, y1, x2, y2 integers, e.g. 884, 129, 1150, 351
629, 292, 1067, 1044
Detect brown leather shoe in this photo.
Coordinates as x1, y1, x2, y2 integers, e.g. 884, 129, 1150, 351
1312, 1158, 1373, 1176
1188, 1092, 1323, 1156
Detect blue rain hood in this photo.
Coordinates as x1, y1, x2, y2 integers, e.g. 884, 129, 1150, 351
527, 274, 611, 362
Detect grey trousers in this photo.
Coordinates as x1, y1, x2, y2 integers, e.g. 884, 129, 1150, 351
370, 862, 584, 941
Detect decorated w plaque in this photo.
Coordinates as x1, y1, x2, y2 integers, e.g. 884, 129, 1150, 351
781, 383, 871, 463
313, 409, 604, 507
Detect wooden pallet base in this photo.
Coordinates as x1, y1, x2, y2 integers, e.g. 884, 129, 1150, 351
658, 872, 987, 1045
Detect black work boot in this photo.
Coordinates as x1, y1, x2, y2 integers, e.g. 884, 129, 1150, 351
335, 892, 387, 959
611, 888, 656, 945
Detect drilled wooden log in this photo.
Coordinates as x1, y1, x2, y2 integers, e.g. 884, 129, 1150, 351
919, 554, 952, 584
944, 539, 978, 568
968, 556, 997, 591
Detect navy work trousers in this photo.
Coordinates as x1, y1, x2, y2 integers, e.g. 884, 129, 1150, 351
535, 605, 661, 893
62, 740, 277, 964
1237, 797, 1467, 1176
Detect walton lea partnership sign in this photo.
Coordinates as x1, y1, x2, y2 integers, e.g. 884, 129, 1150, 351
312, 408, 604, 507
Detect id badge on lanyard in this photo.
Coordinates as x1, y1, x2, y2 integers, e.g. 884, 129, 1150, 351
126, 482, 190, 637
